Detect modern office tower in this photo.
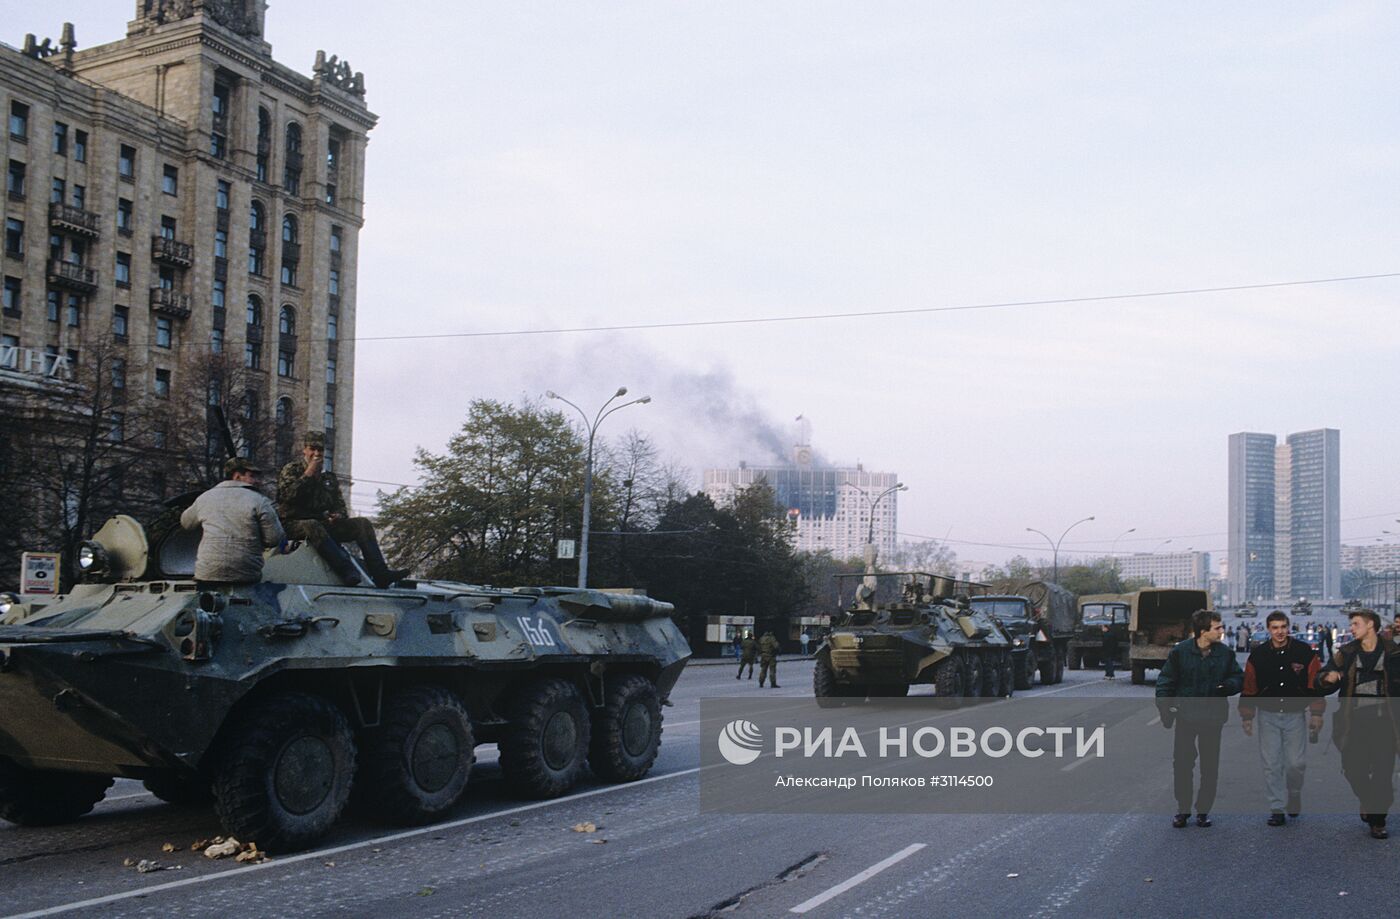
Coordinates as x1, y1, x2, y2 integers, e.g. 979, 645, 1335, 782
1285, 428, 1341, 600
1227, 432, 1276, 603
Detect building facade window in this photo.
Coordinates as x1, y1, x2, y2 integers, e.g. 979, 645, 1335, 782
50, 177, 65, 204
246, 294, 262, 327
329, 269, 340, 295
113, 304, 129, 339
117, 198, 133, 234
323, 402, 334, 432
210, 327, 224, 353
282, 214, 297, 244
111, 357, 126, 391
330, 225, 342, 254
283, 123, 302, 193
160, 215, 176, 239
214, 229, 228, 258
109, 413, 125, 443
279, 305, 295, 335
119, 144, 136, 179
326, 356, 336, 384
74, 130, 87, 162
212, 277, 225, 309
6, 160, 24, 198
71, 184, 85, 209
115, 252, 131, 287
9, 101, 28, 139
216, 179, 231, 211
162, 164, 178, 195
53, 122, 67, 156
244, 342, 261, 369
65, 295, 81, 327
277, 350, 293, 377
1, 276, 19, 315
327, 312, 337, 340
276, 396, 291, 426
154, 368, 171, 397
280, 263, 297, 286
155, 316, 172, 348
4, 218, 22, 256
47, 289, 60, 321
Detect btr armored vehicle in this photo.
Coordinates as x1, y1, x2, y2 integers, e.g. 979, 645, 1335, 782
0, 510, 689, 852
813, 572, 1013, 702
967, 581, 1076, 689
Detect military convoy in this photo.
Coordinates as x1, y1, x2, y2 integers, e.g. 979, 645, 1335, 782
0, 507, 689, 852
967, 582, 1075, 689
1068, 593, 1131, 671
813, 572, 1015, 702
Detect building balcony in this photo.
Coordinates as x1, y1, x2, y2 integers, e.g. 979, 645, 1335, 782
281, 240, 300, 262
47, 259, 97, 292
216, 208, 230, 232
249, 229, 266, 250
151, 235, 193, 267
49, 202, 101, 238
278, 331, 297, 352
285, 150, 303, 172
247, 323, 264, 343
149, 286, 191, 319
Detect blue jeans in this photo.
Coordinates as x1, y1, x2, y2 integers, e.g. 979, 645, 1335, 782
1256, 709, 1308, 813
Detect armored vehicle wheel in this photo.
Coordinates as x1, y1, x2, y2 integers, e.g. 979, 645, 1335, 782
1011, 652, 1032, 690
589, 674, 663, 782
980, 654, 1002, 697
0, 758, 112, 826
357, 686, 475, 825
500, 678, 591, 799
1131, 662, 1147, 685
144, 772, 213, 806
934, 659, 964, 699
1069, 652, 1082, 671
999, 655, 1015, 697
1038, 654, 1057, 686
962, 654, 984, 698
813, 657, 861, 707
211, 692, 356, 853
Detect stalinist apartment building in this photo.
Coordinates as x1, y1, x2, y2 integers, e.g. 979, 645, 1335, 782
0, 1, 376, 474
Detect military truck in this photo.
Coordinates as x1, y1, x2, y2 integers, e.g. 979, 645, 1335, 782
813, 572, 1013, 703
1127, 587, 1210, 684
0, 509, 689, 852
967, 581, 1076, 689
1068, 593, 1130, 671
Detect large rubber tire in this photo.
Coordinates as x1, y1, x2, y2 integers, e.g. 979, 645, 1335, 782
589, 675, 663, 783
356, 686, 475, 825
1000, 654, 1015, 697
962, 653, 984, 698
211, 692, 356, 853
934, 659, 964, 700
499, 678, 591, 799
1012, 652, 1032, 691
1039, 652, 1057, 686
144, 772, 213, 806
1131, 662, 1147, 685
0, 758, 112, 826
1069, 651, 1083, 671
814, 657, 860, 707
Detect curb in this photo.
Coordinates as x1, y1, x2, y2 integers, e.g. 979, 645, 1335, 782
688, 654, 810, 667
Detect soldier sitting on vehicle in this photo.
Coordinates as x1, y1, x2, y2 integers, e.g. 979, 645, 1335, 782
277, 431, 407, 588
181, 457, 286, 586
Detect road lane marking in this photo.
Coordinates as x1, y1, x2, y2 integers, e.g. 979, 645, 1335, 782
1059, 755, 1094, 772
8, 766, 704, 919
788, 843, 926, 914
1147, 715, 1160, 726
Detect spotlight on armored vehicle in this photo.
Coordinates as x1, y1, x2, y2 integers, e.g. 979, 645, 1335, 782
0, 505, 689, 852
812, 572, 1012, 704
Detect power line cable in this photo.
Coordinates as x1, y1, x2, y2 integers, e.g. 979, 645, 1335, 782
351, 272, 1400, 343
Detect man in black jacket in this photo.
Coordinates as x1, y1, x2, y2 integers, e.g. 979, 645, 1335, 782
1156, 609, 1244, 828
1238, 610, 1324, 825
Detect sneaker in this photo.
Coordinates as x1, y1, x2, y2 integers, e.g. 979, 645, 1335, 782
1371, 825, 1389, 840
1195, 814, 1212, 828
1172, 814, 1189, 828
1267, 813, 1286, 827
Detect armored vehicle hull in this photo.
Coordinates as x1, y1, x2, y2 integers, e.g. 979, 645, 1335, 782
813, 573, 1013, 703
0, 514, 688, 851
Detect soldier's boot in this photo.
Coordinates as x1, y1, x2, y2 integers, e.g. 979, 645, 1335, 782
357, 529, 409, 588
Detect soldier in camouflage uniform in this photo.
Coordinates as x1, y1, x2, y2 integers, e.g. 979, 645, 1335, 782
736, 631, 757, 680
277, 432, 407, 588
758, 630, 780, 688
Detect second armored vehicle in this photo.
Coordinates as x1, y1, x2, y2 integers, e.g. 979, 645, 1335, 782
813, 572, 1013, 702
0, 509, 689, 852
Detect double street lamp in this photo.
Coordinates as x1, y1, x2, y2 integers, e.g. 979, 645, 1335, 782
1026, 515, 1095, 584
843, 481, 907, 548
1109, 527, 1136, 573
547, 386, 651, 588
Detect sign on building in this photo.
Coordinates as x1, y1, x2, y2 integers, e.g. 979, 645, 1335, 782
557, 539, 576, 560
20, 552, 61, 596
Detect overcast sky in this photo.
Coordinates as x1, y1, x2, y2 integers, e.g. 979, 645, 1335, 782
11, 1, 1400, 566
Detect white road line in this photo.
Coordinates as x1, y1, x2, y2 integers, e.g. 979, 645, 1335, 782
6, 766, 703, 919
1147, 715, 1161, 726
1058, 755, 1094, 772
788, 843, 927, 915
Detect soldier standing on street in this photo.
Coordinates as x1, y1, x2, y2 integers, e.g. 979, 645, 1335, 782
758, 630, 780, 688
277, 432, 407, 588
180, 457, 286, 586
1101, 624, 1119, 679
736, 631, 757, 680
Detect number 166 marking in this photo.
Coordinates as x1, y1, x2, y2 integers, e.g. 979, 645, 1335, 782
517, 616, 557, 648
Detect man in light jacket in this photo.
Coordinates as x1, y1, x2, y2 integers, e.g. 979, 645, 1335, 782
181, 457, 286, 585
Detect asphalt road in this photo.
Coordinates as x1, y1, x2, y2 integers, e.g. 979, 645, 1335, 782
4, 658, 1398, 918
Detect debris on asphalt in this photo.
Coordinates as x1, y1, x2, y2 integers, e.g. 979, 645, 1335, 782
133, 859, 181, 873
190, 838, 210, 851
587, 838, 608, 845
234, 843, 267, 864
324, 861, 336, 868
416, 887, 435, 897
161, 843, 176, 853
571, 822, 598, 833
204, 837, 242, 859
1145, 878, 1153, 883
1006, 873, 1019, 879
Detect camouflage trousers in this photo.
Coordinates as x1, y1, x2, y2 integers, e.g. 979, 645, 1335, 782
284, 517, 390, 581
737, 657, 755, 678
759, 656, 778, 687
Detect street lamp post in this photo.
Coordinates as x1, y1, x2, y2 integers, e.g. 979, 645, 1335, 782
842, 481, 906, 571
1109, 527, 1136, 573
1026, 515, 1095, 584
547, 387, 651, 588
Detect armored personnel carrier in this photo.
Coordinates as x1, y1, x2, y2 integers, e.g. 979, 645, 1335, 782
0, 509, 689, 852
813, 572, 1012, 702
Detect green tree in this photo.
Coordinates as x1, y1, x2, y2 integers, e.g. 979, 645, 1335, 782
376, 399, 596, 584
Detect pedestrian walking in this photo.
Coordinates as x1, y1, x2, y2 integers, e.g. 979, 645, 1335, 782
1238, 610, 1325, 825
180, 457, 286, 585
1101, 624, 1119, 679
800, 631, 811, 656
736, 632, 756, 680
758, 630, 780, 688
1317, 608, 1400, 839
1156, 609, 1244, 828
